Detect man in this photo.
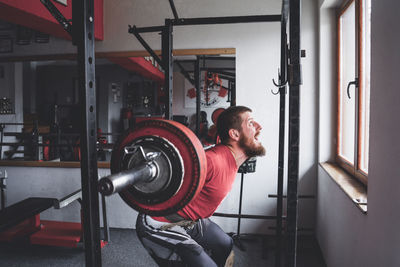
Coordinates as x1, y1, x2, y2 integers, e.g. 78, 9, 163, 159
136, 106, 265, 267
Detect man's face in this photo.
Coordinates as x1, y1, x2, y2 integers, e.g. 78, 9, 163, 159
238, 111, 266, 157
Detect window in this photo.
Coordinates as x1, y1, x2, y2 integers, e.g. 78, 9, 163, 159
337, 0, 371, 185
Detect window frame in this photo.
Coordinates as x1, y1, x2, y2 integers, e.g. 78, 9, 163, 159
336, 0, 369, 185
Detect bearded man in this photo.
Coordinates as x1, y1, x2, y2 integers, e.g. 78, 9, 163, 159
136, 106, 265, 267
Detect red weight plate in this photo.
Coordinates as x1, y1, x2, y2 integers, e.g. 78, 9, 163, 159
110, 119, 207, 216
211, 108, 225, 125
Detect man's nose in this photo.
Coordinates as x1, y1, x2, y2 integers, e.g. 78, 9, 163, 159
254, 121, 262, 131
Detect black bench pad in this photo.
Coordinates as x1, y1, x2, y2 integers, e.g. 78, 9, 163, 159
0, 197, 56, 232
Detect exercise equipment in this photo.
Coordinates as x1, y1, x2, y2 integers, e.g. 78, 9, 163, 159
211, 108, 225, 125
0, 189, 108, 248
99, 119, 207, 216
42, 0, 302, 265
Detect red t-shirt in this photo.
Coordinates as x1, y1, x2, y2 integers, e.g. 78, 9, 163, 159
177, 144, 238, 221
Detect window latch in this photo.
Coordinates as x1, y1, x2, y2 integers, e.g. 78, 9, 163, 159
346, 78, 359, 99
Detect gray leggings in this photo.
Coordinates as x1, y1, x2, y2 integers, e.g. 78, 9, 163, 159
136, 214, 233, 267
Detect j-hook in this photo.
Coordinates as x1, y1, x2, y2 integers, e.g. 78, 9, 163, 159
271, 69, 288, 95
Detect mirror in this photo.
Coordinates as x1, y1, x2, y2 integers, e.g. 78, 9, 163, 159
173, 55, 236, 146
0, 54, 235, 165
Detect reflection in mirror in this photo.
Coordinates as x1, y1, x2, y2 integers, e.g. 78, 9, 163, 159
0, 54, 235, 164
173, 55, 235, 147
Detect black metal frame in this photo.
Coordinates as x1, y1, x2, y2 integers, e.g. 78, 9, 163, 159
131, 3, 301, 265
168, 0, 179, 20
194, 56, 201, 136
128, 14, 279, 132
213, 212, 281, 220
286, 0, 301, 266
0, 122, 40, 160
74, 0, 102, 266
233, 172, 247, 251
175, 61, 195, 85
267, 1, 302, 266
40, 0, 301, 266
175, 59, 236, 84
0, 170, 6, 211
40, 0, 72, 36
203, 70, 235, 78
162, 20, 174, 120
171, 15, 281, 26
41, 0, 101, 266
274, 0, 289, 265
139, 5, 301, 267
229, 80, 236, 106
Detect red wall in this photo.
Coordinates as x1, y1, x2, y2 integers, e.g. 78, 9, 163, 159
0, 0, 103, 40
108, 57, 165, 83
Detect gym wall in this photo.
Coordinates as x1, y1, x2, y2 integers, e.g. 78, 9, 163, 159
1, 0, 319, 234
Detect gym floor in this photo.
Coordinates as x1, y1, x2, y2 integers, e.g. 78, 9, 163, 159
0, 228, 326, 267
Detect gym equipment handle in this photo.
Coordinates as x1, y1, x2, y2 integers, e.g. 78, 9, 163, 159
346, 78, 359, 99
99, 163, 157, 196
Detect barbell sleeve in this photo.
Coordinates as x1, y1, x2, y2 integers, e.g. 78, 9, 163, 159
99, 162, 158, 196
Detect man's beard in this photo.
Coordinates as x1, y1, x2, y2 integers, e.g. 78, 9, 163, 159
238, 133, 266, 158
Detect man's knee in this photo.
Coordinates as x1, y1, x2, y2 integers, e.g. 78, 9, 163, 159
212, 229, 233, 256
224, 250, 234, 267
221, 233, 233, 251
200, 220, 233, 266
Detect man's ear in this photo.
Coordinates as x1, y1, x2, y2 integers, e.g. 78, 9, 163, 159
228, 129, 240, 141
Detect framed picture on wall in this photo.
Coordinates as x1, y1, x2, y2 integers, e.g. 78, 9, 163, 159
0, 35, 13, 53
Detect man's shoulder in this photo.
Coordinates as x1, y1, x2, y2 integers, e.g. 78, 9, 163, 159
206, 144, 227, 153
206, 144, 231, 163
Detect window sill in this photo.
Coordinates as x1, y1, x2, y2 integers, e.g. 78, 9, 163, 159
319, 162, 367, 214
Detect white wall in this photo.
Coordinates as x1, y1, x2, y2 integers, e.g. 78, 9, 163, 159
1, 0, 319, 234
316, 0, 400, 266
318, 5, 337, 163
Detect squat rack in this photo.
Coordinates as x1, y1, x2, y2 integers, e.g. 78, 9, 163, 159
41, 0, 301, 266
40, 0, 101, 266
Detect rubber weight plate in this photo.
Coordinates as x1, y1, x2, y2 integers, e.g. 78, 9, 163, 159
211, 107, 225, 125
123, 135, 184, 204
110, 119, 207, 216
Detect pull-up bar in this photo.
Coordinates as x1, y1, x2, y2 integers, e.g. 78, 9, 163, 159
132, 15, 281, 35
171, 14, 281, 25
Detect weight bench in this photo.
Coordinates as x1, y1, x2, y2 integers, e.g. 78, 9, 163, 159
0, 197, 55, 242
0, 190, 86, 247
0, 197, 56, 233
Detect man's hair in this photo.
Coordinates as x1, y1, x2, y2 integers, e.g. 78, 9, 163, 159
216, 106, 252, 144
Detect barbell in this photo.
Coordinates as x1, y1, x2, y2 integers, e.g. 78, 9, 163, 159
98, 119, 207, 216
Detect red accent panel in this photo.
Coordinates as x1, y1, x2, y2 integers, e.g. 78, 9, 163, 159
30, 220, 82, 247
100, 240, 108, 248
94, 0, 103, 40
0, 0, 103, 40
109, 57, 165, 83
218, 87, 228, 97
0, 215, 41, 242
187, 88, 196, 99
